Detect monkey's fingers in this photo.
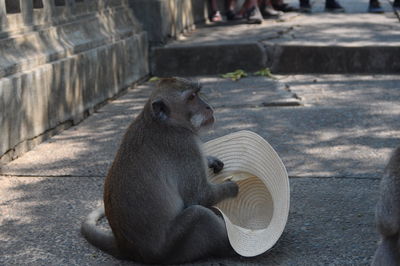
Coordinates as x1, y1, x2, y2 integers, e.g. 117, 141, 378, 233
207, 156, 224, 173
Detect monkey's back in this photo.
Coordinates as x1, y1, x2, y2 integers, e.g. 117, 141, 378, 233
103, 117, 208, 259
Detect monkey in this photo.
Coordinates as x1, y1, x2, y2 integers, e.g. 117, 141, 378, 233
81, 77, 239, 264
372, 146, 400, 266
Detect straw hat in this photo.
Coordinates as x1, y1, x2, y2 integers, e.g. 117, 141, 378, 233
204, 130, 290, 257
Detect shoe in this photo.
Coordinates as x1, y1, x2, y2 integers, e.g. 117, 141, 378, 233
299, 4, 312, 13
299, 0, 311, 13
210, 11, 223, 22
260, 6, 283, 19
394, 0, 400, 10
226, 10, 243, 21
325, 0, 345, 12
368, 1, 384, 13
245, 6, 263, 24
273, 3, 298, 12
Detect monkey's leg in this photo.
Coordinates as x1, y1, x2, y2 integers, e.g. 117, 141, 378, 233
162, 205, 234, 264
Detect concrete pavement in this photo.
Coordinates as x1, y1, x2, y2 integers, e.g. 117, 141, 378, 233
1, 74, 400, 265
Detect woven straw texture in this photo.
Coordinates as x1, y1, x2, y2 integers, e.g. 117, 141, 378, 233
204, 131, 290, 257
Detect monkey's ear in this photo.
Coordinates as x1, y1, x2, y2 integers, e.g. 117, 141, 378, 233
151, 99, 170, 121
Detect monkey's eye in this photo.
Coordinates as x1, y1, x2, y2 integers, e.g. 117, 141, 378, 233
188, 92, 197, 101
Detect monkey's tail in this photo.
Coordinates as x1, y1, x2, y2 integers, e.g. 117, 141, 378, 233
81, 205, 124, 259
372, 236, 399, 266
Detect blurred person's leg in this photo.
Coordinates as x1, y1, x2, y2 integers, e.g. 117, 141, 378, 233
272, 0, 298, 12
234, 0, 263, 23
225, 0, 263, 23
368, 0, 384, 13
243, 0, 263, 23
299, 0, 311, 13
210, 0, 223, 21
259, 0, 282, 18
226, 0, 241, 20
325, 0, 345, 12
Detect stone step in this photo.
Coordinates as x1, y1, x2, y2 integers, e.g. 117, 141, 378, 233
152, 13, 400, 76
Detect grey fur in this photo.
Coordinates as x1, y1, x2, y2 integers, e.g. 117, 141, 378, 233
81, 78, 238, 264
372, 147, 400, 266
81, 205, 124, 259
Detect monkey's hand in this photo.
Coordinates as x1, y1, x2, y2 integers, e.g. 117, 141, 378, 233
205, 181, 239, 206
207, 156, 224, 174
217, 181, 239, 200
224, 181, 239, 198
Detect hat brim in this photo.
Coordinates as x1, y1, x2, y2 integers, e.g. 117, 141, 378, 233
204, 131, 290, 257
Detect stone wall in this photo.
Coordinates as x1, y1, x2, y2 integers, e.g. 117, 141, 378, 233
0, 0, 149, 163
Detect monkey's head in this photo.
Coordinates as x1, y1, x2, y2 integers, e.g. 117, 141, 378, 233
148, 77, 214, 132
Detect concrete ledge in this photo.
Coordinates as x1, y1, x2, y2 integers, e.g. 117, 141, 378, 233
266, 45, 400, 74
152, 43, 400, 76
152, 42, 267, 76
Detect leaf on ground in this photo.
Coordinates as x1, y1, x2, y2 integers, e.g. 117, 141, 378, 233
254, 68, 277, 79
221, 69, 248, 81
149, 76, 160, 82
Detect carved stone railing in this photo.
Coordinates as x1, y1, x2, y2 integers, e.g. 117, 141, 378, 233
0, 0, 149, 163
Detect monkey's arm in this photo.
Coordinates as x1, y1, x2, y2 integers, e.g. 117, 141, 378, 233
207, 156, 224, 174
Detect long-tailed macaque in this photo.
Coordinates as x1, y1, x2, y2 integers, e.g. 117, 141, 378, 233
372, 147, 400, 265
81, 77, 238, 264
